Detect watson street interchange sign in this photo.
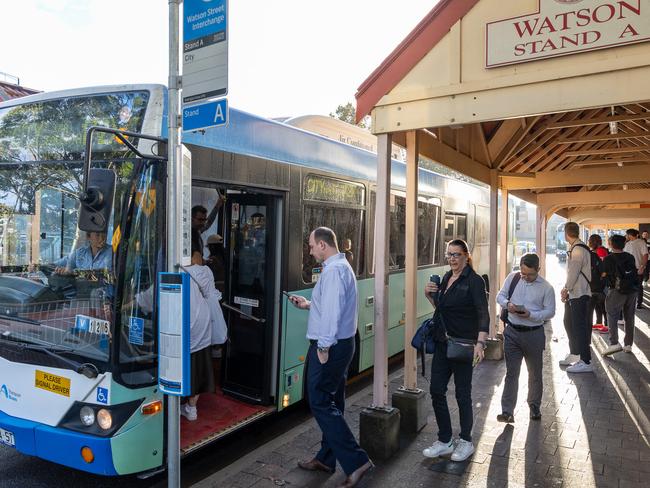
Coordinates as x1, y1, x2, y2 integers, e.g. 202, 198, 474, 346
486, 0, 650, 68
182, 0, 228, 104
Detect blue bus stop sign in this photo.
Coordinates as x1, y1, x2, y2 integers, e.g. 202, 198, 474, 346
182, 98, 228, 132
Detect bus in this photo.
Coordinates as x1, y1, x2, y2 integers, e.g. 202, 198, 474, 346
0, 85, 491, 476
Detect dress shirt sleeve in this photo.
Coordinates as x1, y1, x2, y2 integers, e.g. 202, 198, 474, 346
496, 273, 514, 308
529, 283, 556, 323
471, 274, 490, 334
315, 267, 345, 348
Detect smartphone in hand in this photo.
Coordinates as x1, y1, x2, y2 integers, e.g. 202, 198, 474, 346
513, 304, 526, 314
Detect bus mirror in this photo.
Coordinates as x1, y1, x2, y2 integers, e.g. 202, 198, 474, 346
78, 168, 116, 233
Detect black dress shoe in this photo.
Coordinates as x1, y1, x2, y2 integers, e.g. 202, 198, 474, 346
298, 458, 335, 473
496, 412, 515, 423
530, 405, 542, 421
336, 460, 373, 488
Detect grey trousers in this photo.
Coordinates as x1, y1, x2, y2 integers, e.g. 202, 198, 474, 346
605, 289, 636, 346
501, 325, 545, 414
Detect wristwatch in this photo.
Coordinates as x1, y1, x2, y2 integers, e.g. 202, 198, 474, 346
477, 340, 487, 350
317, 346, 329, 353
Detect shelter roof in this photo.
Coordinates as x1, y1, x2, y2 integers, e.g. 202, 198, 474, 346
355, 0, 650, 226
355, 0, 479, 122
0, 81, 40, 102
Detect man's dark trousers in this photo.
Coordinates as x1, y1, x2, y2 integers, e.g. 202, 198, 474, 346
307, 337, 369, 475
565, 295, 591, 363
502, 324, 545, 414
637, 275, 644, 307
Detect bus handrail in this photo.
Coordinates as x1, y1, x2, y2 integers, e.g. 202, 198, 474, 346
220, 302, 266, 323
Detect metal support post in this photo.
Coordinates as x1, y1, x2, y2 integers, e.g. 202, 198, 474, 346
372, 133, 392, 408
167, 0, 182, 486
403, 130, 419, 391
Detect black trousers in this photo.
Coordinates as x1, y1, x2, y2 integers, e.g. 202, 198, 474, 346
563, 295, 591, 364
637, 275, 644, 307
430, 341, 474, 442
588, 292, 607, 327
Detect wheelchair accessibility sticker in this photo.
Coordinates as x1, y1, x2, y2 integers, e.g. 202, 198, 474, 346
96, 387, 109, 404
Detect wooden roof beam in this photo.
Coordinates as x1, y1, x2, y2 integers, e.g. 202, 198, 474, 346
564, 146, 650, 157
500, 165, 650, 190
393, 130, 492, 185
537, 188, 650, 209
557, 130, 650, 144
545, 112, 650, 130
569, 208, 650, 224
571, 157, 650, 167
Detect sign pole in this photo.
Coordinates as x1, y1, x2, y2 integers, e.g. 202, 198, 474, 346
168, 0, 182, 486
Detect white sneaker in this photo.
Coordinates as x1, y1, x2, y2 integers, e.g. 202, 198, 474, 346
180, 404, 197, 421
566, 360, 593, 373
451, 439, 475, 462
602, 344, 623, 356
559, 354, 579, 366
422, 440, 454, 458
623, 345, 633, 353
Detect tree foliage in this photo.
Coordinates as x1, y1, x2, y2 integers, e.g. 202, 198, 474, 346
329, 102, 370, 129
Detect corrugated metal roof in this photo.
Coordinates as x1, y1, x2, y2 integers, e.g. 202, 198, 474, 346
0, 81, 40, 102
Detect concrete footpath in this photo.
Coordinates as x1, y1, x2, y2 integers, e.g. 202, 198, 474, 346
195, 305, 650, 488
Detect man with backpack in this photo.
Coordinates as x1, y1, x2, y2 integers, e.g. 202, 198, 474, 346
560, 222, 593, 373
623, 229, 648, 309
602, 234, 639, 355
587, 234, 608, 333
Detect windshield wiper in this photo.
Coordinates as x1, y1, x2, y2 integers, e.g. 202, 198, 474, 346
0, 313, 40, 325
0, 337, 99, 378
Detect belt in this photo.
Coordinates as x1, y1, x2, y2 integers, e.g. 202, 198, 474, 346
508, 323, 543, 332
308, 336, 354, 346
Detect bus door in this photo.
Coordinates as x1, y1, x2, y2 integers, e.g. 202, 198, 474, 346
222, 192, 282, 404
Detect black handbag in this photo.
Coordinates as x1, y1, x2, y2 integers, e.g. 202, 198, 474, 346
446, 336, 475, 363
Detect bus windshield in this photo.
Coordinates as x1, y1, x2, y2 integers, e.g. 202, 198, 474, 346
0, 91, 152, 370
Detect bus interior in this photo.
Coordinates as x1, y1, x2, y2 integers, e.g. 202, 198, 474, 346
181, 183, 282, 453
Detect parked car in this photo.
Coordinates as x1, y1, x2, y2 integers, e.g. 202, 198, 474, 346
556, 249, 567, 262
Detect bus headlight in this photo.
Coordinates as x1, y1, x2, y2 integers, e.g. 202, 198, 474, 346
59, 399, 143, 437
96, 409, 113, 430
80, 406, 95, 426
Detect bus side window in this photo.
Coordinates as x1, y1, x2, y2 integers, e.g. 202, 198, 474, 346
301, 175, 366, 283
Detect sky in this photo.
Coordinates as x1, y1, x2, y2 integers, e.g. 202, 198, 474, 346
1, 0, 438, 118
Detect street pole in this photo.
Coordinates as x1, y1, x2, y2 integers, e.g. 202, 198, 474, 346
168, 0, 182, 486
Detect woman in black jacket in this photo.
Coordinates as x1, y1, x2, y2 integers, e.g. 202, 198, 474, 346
421, 239, 489, 463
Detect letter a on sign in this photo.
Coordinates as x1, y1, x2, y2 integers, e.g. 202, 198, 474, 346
214, 103, 225, 124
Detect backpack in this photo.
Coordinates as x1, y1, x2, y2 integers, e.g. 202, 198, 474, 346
573, 243, 605, 293
613, 254, 638, 295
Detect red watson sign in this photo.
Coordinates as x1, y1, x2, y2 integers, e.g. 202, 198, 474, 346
486, 0, 650, 68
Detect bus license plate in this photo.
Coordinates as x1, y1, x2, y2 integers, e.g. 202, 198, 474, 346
0, 427, 15, 447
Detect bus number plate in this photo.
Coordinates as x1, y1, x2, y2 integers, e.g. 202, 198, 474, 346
0, 427, 15, 447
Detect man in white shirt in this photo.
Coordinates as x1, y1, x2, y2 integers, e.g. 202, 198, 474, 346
560, 222, 593, 373
497, 253, 555, 423
289, 227, 372, 488
623, 229, 648, 309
